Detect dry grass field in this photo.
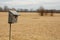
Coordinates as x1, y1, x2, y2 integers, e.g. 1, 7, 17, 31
0, 12, 60, 40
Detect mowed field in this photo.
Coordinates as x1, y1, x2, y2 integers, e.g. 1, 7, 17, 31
0, 12, 60, 40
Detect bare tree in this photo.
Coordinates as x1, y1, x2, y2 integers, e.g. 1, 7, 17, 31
24, 9, 28, 12
20, 9, 23, 12
38, 6, 45, 16
11, 8, 16, 11
4, 6, 9, 12
0, 7, 3, 12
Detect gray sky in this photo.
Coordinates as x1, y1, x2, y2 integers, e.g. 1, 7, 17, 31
0, 0, 60, 10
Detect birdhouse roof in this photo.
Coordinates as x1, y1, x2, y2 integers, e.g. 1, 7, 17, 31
9, 10, 19, 16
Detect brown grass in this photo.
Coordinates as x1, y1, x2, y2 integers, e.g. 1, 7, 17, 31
0, 12, 60, 40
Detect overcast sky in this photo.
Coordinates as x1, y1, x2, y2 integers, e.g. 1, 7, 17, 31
0, 0, 60, 10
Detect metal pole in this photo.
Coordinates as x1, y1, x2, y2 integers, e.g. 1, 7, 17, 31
9, 23, 11, 40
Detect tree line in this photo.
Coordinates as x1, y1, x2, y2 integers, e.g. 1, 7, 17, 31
0, 6, 16, 12
0, 6, 60, 13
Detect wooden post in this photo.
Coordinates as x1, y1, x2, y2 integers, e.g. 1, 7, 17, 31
9, 23, 12, 40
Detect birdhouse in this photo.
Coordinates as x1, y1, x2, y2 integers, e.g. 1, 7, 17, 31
8, 10, 19, 24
